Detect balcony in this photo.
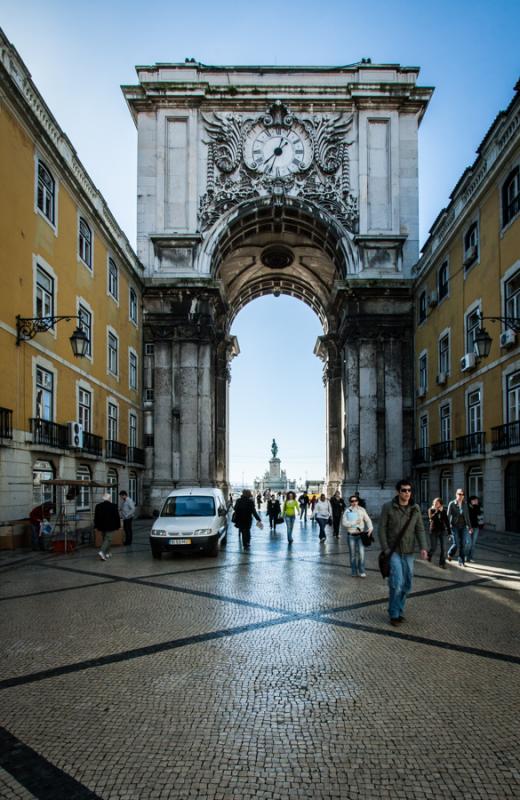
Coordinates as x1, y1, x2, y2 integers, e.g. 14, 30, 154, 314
106, 440, 127, 461
0, 407, 13, 439
456, 432, 486, 458
30, 418, 68, 449
430, 440, 454, 461
127, 446, 145, 466
82, 431, 103, 458
413, 447, 430, 465
492, 421, 520, 451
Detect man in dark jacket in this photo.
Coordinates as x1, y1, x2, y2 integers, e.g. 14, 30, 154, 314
378, 479, 428, 626
94, 493, 120, 561
233, 489, 263, 549
29, 501, 54, 551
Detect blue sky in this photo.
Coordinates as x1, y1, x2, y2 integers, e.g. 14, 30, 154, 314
1, 0, 518, 485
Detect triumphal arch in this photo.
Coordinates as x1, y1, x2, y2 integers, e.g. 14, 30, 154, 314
123, 62, 432, 509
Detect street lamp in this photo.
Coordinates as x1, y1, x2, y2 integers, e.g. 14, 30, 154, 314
16, 315, 89, 358
474, 313, 520, 360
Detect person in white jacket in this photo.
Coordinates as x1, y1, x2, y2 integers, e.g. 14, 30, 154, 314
342, 495, 374, 577
313, 493, 332, 542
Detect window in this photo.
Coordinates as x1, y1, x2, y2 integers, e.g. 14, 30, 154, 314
418, 290, 427, 324
419, 415, 428, 449
467, 389, 482, 434
78, 387, 91, 432
36, 266, 54, 321
129, 471, 138, 504
439, 333, 450, 375
107, 468, 118, 503
108, 258, 118, 300
507, 371, 520, 423
78, 217, 92, 267
438, 260, 449, 300
418, 473, 429, 512
466, 308, 481, 355
463, 222, 479, 268
33, 459, 55, 505
78, 304, 92, 357
108, 331, 118, 376
129, 351, 138, 390
108, 402, 118, 441
36, 160, 55, 224
440, 404, 451, 442
129, 412, 137, 448
419, 353, 428, 392
505, 270, 520, 322
467, 465, 483, 500
440, 470, 452, 506
502, 167, 520, 227
129, 287, 138, 324
144, 343, 154, 401
76, 465, 92, 510
36, 367, 54, 421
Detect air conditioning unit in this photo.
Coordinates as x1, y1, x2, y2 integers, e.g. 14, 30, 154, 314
67, 421, 83, 448
499, 329, 517, 348
460, 352, 477, 372
436, 371, 448, 386
428, 290, 438, 308
463, 245, 478, 267
416, 387, 426, 399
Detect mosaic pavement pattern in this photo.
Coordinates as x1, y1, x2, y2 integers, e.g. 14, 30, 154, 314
0, 514, 519, 799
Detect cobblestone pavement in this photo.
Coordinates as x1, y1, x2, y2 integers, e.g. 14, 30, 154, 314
0, 514, 519, 799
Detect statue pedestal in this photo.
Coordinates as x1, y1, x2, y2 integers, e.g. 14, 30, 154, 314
269, 458, 281, 481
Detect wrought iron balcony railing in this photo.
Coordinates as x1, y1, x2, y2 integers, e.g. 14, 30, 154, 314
491, 421, 520, 451
455, 432, 486, 457
30, 418, 68, 448
413, 447, 430, 465
0, 407, 13, 439
127, 446, 145, 465
430, 440, 454, 461
82, 431, 103, 457
105, 439, 127, 461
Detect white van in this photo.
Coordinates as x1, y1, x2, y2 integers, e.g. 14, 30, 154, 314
150, 487, 228, 558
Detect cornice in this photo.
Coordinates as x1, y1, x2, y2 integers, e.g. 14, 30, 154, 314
415, 89, 520, 278
0, 29, 144, 282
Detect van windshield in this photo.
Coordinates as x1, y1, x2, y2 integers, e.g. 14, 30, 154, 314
161, 496, 216, 517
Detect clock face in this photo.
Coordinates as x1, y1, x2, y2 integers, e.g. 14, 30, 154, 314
245, 124, 312, 177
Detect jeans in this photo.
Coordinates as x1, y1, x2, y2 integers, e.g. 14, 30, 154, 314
299, 506, 307, 521
388, 552, 415, 620
448, 526, 469, 564
467, 527, 480, 560
122, 518, 133, 545
100, 531, 114, 557
240, 526, 252, 547
285, 515, 295, 542
31, 522, 44, 550
269, 514, 277, 530
347, 534, 365, 575
429, 532, 446, 565
332, 514, 341, 536
316, 517, 328, 539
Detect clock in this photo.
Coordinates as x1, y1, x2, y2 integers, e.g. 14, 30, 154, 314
244, 122, 312, 177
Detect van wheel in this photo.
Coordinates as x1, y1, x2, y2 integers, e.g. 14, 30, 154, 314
151, 544, 162, 559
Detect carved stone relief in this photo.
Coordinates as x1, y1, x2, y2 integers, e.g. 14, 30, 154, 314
199, 101, 358, 234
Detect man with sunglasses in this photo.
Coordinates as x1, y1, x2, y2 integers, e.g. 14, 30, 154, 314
446, 489, 473, 566
378, 480, 428, 626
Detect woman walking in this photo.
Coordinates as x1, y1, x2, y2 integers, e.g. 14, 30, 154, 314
342, 495, 373, 577
313, 493, 332, 542
233, 489, 263, 550
428, 497, 449, 568
330, 490, 346, 537
283, 491, 299, 545
267, 494, 281, 532
467, 495, 484, 562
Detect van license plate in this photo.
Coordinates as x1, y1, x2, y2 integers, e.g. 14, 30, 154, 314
169, 538, 191, 545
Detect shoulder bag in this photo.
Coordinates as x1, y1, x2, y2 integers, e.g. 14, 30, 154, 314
378, 509, 418, 579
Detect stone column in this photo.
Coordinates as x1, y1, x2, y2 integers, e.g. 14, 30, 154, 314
151, 340, 173, 507
315, 335, 343, 493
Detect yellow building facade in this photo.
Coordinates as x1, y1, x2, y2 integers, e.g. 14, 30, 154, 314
413, 82, 520, 531
0, 31, 145, 524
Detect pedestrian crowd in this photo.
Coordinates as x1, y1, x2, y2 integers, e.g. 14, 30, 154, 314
231, 481, 484, 628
